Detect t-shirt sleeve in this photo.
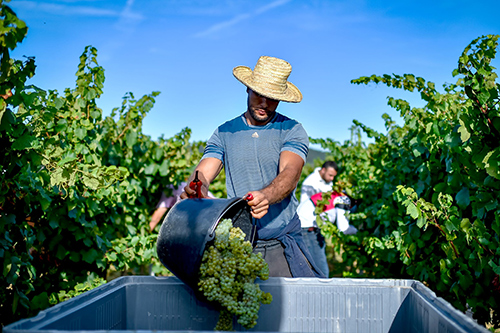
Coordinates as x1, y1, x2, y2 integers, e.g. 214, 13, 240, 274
201, 128, 224, 162
299, 171, 316, 202
300, 184, 316, 202
299, 190, 311, 203
156, 191, 176, 209
281, 122, 309, 163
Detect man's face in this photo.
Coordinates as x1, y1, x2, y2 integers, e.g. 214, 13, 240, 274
319, 167, 337, 183
246, 88, 280, 125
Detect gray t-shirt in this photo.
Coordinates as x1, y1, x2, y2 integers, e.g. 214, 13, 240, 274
202, 112, 309, 233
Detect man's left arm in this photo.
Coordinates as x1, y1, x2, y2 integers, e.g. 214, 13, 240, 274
247, 150, 304, 219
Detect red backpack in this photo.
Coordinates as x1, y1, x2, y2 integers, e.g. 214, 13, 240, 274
310, 191, 347, 211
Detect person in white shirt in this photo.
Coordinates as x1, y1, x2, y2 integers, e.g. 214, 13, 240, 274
297, 191, 357, 276
300, 161, 338, 203
297, 161, 339, 276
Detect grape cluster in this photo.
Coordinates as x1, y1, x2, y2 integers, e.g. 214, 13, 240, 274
198, 218, 272, 330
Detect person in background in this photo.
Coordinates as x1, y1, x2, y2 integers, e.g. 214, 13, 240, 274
297, 161, 338, 275
299, 161, 338, 203
149, 182, 214, 232
297, 190, 358, 277
181, 55, 324, 278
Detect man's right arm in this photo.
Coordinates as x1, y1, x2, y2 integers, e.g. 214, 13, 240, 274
180, 157, 223, 199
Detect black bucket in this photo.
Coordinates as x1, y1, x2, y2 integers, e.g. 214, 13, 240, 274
156, 197, 255, 291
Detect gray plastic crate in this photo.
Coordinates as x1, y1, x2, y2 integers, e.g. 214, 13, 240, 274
4, 276, 488, 333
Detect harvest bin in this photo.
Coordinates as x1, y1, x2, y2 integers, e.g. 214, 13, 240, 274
4, 276, 488, 333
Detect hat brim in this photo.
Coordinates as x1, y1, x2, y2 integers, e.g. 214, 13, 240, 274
233, 66, 303, 103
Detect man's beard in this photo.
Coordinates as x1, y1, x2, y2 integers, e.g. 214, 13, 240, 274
249, 107, 274, 123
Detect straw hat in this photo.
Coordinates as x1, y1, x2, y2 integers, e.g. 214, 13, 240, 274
233, 56, 302, 103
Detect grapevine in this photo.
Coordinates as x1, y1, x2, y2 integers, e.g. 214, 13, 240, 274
2, 1, 499, 329
198, 219, 272, 331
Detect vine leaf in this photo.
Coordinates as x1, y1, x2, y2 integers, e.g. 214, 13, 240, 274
455, 187, 470, 209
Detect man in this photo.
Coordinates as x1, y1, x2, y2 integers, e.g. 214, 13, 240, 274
300, 161, 338, 203
297, 191, 358, 276
298, 160, 338, 276
181, 56, 324, 278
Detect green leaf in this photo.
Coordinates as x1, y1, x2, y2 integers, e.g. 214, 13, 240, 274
460, 218, 471, 232
144, 163, 157, 175
107, 252, 117, 261
12, 292, 19, 314
96, 235, 104, 249
154, 147, 163, 161
477, 91, 490, 105
56, 245, 68, 259
57, 155, 77, 166
457, 122, 470, 142
0, 108, 16, 130
493, 117, 500, 133
85, 88, 97, 101
445, 219, 458, 233
75, 127, 87, 140
406, 203, 419, 219
68, 209, 78, 219
90, 110, 101, 119
479, 237, 490, 246
78, 98, 87, 108
485, 156, 500, 179
12, 133, 34, 151
489, 260, 500, 275
69, 252, 81, 262
50, 169, 64, 187
0, 100, 6, 124
54, 97, 64, 109
126, 130, 138, 148
82, 175, 99, 190
57, 118, 68, 126
455, 187, 470, 208
4, 263, 12, 278
159, 159, 169, 177
49, 220, 59, 229
82, 249, 99, 263
482, 150, 494, 165
458, 272, 473, 289
31, 292, 51, 310
416, 215, 426, 228
40, 197, 51, 211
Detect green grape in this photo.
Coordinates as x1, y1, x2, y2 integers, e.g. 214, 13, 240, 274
215, 308, 233, 331
198, 218, 273, 331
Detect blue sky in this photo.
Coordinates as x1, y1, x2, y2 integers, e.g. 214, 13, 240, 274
8, 0, 500, 147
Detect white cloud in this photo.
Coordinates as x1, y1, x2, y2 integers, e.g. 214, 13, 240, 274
11, 1, 115, 17
114, 0, 143, 31
10, 0, 143, 20
255, 0, 291, 15
193, 0, 291, 38
193, 13, 250, 38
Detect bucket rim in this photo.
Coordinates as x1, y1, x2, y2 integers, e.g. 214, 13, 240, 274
206, 196, 250, 238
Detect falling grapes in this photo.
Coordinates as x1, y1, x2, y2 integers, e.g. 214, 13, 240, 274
198, 218, 272, 331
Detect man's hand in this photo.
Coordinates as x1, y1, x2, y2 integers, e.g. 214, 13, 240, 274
180, 181, 210, 199
246, 191, 269, 219
180, 158, 223, 199
244, 151, 304, 219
